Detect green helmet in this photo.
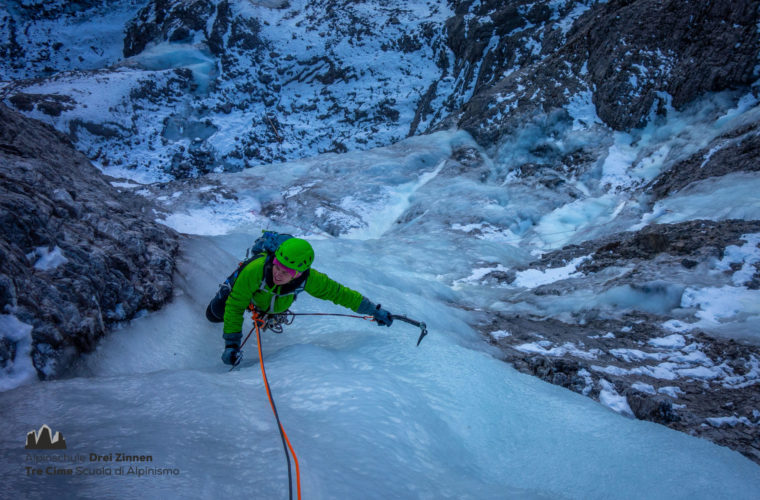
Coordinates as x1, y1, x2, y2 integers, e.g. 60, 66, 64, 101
275, 238, 314, 272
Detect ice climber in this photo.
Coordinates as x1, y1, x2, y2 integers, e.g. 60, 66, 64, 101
206, 235, 393, 365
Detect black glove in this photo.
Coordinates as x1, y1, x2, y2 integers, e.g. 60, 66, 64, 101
357, 297, 393, 327
221, 332, 242, 365
222, 347, 241, 366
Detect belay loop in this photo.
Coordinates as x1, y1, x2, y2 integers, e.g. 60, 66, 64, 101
264, 310, 296, 334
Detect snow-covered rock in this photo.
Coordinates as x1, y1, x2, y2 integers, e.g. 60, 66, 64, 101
0, 104, 179, 381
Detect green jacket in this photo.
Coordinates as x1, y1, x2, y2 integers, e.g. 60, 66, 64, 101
223, 256, 363, 333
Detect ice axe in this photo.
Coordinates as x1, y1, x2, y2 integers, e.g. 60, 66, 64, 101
235, 311, 430, 347
390, 314, 428, 346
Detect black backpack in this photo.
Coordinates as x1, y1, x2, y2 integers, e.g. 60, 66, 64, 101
224, 230, 294, 293
207, 231, 296, 321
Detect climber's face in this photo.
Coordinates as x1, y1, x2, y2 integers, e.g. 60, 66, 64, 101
272, 257, 302, 285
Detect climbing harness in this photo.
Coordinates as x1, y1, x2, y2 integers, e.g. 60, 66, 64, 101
262, 311, 295, 334
233, 309, 302, 500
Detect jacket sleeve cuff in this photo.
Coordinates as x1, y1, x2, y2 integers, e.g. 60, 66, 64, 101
223, 332, 242, 348
356, 297, 376, 315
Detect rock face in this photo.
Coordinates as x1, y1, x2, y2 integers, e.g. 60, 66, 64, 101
581, 0, 758, 131
477, 219, 760, 464
3, 0, 455, 176
484, 313, 760, 464
648, 120, 760, 200
0, 104, 179, 379
3, 0, 759, 178
534, 219, 760, 279
448, 0, 760, 145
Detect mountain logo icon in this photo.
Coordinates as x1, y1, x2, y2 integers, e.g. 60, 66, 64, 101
25, 425, 67, 450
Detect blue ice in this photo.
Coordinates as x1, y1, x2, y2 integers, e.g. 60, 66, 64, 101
1, 234, 758, 499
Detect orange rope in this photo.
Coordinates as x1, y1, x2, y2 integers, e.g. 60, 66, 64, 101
252, 311, 302, 500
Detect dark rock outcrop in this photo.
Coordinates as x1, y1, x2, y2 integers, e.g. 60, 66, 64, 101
0, 104, 179, 380
648, 122, 760, 200
525, 219, 760, 276
124, 0, 217, 58
448, 0, 760, 147
580, 0, 759, 131
483, 314, 760, 464
477, 218, 760, 463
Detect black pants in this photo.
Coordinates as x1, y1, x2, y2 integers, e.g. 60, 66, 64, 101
205, 287, 227, 323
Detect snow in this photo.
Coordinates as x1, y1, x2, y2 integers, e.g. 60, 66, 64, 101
600, 132, 641, 191
453, 265, 511, 288
512, 255, 590, 288
598, 379, 634, 418
589, 332, 616, 339
591, 334, 731, 384
515, 341, 599, 360
631, 382, 656, 395
593, 342, 729, 382
699, 142, 726, 168
110, 180, 143, 189
0, 314, 36, 391
552, 0, 595, 36
716, 233, 760, 286
677, 366, 724, 380
593, 362, 681, 381
680, 285, 760, 343
29, 246, 69, 271
661, 319, 694, 333
489, 329, 511, 340
600, 119, 683, 193
707, 416, 756, 428
648, 334, 687, 349
566, 90, 603, 130
576, 368, 594, 396
610, 348, 666, 363
658, 386, 684, 398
